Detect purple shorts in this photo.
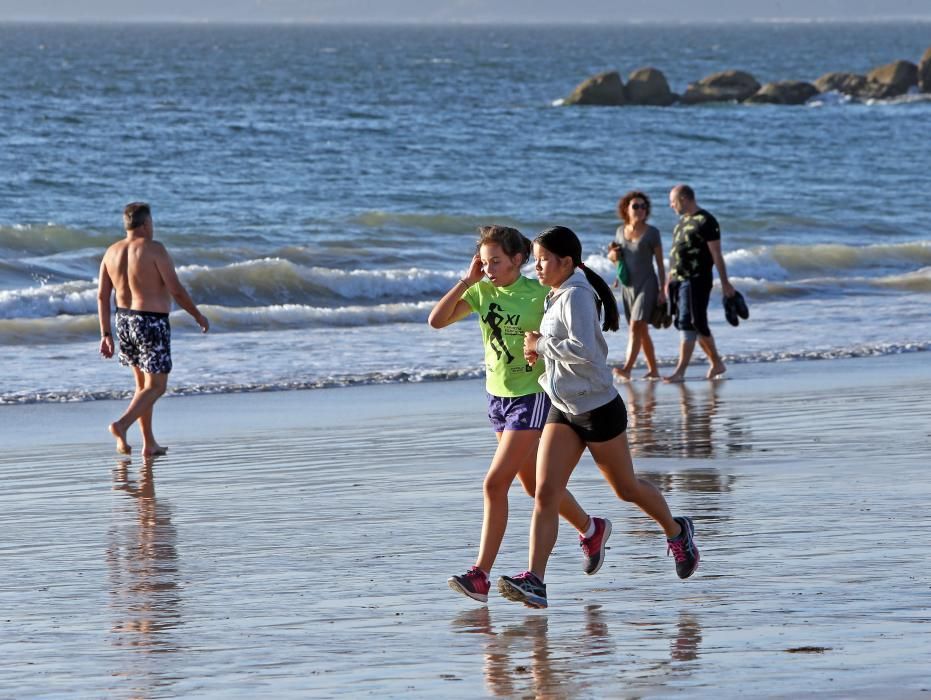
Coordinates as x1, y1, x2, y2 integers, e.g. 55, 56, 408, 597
487, 392, 551, 432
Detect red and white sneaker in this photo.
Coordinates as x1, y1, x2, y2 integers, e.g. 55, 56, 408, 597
580, 517, 612, 575
448, 566, 490, 603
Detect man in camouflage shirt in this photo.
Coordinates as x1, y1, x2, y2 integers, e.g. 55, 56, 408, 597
663, 184, 735, 382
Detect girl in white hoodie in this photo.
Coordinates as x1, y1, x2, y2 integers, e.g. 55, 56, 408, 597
498, 226, 700, 609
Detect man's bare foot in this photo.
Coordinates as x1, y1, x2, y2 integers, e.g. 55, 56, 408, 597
706, 362, 727, 379
143, 443, 168, 457
643, 371, 661, 381
108, 422, 131, 454
663, 372, 686, 383
612, 367, 631, 382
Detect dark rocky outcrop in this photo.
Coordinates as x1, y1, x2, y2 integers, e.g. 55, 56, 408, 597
563, 71, 626, 106
867, 60, 919, 96
814, 72, 866, 97
561, 50, 931, 108
625, 67, 676, 106
746, 80, 819, 105
916, 47, 931, 92
812, 71, 898, 100
680, 70, 761, 104
813, 71, 868, 95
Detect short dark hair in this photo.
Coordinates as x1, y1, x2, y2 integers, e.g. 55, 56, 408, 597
677, 185, 696, 202
123, 202, 151, 231
617, 190, 651, 224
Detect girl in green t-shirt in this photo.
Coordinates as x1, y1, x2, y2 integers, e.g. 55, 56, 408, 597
428, 225, 610, 604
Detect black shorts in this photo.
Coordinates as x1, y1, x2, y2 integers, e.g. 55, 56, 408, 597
546, 394, 628, 443
116, 308, 172, 375
671, 277, 713, 338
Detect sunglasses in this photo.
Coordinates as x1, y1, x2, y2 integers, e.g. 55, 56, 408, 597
631, 203, 648, 211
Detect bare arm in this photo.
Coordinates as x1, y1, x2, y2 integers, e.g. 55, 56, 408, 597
607, 243, 620, 289
707, 239, 735, 297
97, 258, 115, 358
154, 247, 209, 332
427, 254, 483, 329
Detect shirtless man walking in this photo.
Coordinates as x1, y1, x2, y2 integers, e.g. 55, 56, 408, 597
97, 202, 209, 455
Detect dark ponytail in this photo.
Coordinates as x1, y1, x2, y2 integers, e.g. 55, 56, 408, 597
534, 226, 620, 332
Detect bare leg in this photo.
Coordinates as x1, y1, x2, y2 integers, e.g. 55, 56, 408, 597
110, 372, 168, 454
664, 337, 696, 383
139, 404, 167, 457
515, 448, 590, 534
698, 334, 726, 379
476, 429, 591, 574
529, 424, 586, 579
614, 320, 642, 381
588, 432, 680, 537
129, 367, 168, 456
639, 324, 660, 379
475, 430, 540, 574
109, 375, 140, 454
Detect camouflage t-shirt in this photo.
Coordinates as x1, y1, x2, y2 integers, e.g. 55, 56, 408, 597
668, 209, 721, 282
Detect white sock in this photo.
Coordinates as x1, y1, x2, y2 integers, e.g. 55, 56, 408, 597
583, 517, 597, 539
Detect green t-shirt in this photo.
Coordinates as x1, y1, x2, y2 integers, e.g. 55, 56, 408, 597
462, 276, 548, 397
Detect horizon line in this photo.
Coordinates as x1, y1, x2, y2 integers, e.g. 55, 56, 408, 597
2, 16, 931, 26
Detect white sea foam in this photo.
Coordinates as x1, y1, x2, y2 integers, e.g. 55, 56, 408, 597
0, 281, 98, 319
177, 259, 458, 304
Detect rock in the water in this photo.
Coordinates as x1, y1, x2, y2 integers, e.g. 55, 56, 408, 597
917, 47, 931, 93
563, 71, 627, 106
625, 67, 676, 106
746, 80, 819, 105
814, 72, 867, 95
813, 71, 898, 100
867, 60, 919, 96
680, 70, 761, 104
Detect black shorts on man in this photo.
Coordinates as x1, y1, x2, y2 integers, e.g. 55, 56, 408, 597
115, 308, 172, 374
670, 276, 713, 338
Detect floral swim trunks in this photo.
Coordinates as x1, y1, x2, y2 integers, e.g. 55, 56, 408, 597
115, 308, 172, 374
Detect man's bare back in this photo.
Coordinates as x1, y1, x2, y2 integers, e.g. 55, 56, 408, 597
102, 237, 175, 314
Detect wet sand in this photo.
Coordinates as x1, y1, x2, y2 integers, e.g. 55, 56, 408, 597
2, 353, 931, 698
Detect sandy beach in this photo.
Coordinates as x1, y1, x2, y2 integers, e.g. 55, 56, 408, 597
2, 352, 931, 698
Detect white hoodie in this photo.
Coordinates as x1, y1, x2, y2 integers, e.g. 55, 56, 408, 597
535, 269, 617, 414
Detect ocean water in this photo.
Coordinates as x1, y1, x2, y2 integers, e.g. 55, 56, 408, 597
1, 22, 929, 404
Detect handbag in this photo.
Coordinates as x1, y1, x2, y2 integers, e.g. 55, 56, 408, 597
615, 258, 631, 287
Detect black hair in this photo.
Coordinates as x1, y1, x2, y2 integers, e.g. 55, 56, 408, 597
533, 226, 620, 332
476, 225, 532, 265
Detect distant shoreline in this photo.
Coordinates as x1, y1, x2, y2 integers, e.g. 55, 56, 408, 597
3, 18, 931, 27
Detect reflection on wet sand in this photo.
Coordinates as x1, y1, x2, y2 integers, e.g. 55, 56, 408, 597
107, 458, 182, 692
452, 605, 703, 696
623, 381, 751, 459
670, 612, 703, 662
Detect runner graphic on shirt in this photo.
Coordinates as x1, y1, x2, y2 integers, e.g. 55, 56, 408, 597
482, 303, 515, 364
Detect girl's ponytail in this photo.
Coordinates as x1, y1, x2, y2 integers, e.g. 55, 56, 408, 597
579, 263, 619, 332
